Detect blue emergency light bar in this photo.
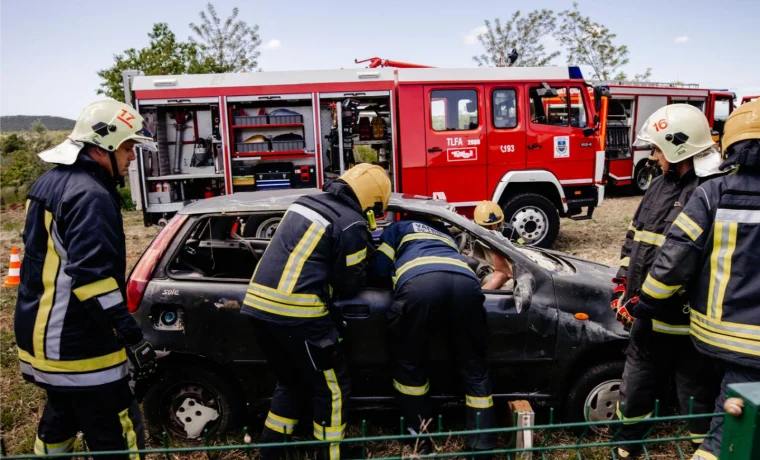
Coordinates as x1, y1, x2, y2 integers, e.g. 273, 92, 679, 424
569, 66, 584, 79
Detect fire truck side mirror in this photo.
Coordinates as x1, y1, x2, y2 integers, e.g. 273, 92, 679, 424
593, 85, 611, 112
582, 127, 596, 137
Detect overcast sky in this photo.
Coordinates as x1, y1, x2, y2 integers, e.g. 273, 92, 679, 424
1, 0, 758, 119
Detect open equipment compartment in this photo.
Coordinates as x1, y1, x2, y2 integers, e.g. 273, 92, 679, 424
137, 97, 226, 226
605, 97, 635, 160
319, 91, 396, 188
227, 94, 317, 193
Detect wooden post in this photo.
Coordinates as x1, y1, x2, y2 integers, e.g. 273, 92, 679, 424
508, 400, 535, 460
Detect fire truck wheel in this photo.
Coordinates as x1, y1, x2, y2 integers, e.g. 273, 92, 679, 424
633, 161, 658, 194
502, 193, 560, 249
243, 214, 283, 239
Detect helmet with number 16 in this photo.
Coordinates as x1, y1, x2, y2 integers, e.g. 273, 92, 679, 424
634, 104, 719, 175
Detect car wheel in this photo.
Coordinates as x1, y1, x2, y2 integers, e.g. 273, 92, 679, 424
243, 215, 282, 239
563, 360, 625, 436
143, 365, 244, 441
502, 193, 560, 249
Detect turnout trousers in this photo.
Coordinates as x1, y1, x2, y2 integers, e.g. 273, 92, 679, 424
692, 363, 760, 460
615, 333, 719, 457
252, 316, 351, 460
387, 271, 496, 450
35, 379, 144, 459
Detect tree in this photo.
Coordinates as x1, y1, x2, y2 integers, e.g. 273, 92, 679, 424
97, 23, 231, 102
190, 3, 262, 72
614, 67, 653, 82
556, 2, 630, 80
473, 10, 560, 67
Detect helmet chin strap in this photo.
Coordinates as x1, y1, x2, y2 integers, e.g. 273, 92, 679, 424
107, 150, 125, 188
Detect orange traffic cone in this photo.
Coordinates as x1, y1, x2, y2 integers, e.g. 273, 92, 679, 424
3, 247, 21, 287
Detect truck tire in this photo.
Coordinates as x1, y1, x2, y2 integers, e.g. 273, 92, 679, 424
633, 161, 659, 194
563, 360, 625, 436
502, 193, 560, 249
142, 365, 244, 441
243, 214, 283, 239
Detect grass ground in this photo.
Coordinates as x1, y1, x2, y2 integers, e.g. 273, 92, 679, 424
0, 192, 696, 458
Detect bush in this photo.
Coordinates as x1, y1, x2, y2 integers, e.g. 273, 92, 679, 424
119, 185, 136, 211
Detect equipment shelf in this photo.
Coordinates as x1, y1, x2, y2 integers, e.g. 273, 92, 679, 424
233, 150, 311, 159
232, 123, 304, 129
146, 173, 224, 181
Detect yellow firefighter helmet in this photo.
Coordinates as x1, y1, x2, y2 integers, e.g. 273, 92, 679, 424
474, 200, 504, 226
339, 163, 392, 213
722, 99, 760, 153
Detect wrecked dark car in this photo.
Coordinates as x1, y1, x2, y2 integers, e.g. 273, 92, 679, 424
126, 190, 628, 439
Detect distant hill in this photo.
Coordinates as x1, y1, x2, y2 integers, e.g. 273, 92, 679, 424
1, 115, 75, 132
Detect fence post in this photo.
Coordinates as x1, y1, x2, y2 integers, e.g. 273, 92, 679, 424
720, 382, 760, 459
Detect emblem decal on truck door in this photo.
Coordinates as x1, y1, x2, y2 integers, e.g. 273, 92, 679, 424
447, 147, 478, 162
554, 136, 570, 158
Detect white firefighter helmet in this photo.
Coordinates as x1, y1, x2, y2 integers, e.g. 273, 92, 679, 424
38, 99, 156, 165
633, 104, 718, 175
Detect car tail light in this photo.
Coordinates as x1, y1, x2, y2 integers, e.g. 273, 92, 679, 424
127, 214, 188, 313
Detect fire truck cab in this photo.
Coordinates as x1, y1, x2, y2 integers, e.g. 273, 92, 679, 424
126, 66, 608, 248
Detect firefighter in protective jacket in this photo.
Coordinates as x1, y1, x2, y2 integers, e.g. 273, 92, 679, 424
611, 104, 723, 458
14, 100, 159, 458
241, 163, 391, 460
632, 100, 760, 460
371, 214, 496, 456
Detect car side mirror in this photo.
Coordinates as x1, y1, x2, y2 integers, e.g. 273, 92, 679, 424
583, 127, 596, 137
512, 266, 536, 314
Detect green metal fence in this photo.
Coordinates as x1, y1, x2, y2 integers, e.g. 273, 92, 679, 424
3, 382, 759, 459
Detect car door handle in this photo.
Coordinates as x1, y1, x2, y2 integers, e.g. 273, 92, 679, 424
527, 143, 542, 150
428, 147, 442, 153
342, 304, 371, 319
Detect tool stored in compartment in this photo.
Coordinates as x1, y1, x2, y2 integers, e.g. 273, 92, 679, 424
254, 162, 293, 190
291, 165, 316, 188
169, 109, 193, 174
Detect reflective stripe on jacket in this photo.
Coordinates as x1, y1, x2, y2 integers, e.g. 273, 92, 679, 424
617, 170, 699, 332
638, 169, 760, 368
371, 220, 478, 290
14, 155, 138, 389
241, 181, 369, 324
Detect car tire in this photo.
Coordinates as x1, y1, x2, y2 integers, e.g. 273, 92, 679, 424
243, 215, 283, 239
143, 365, 244, 441
563, 360, 625, 435
502, 193, 560, 249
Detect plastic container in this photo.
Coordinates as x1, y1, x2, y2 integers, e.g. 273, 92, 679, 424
271, 140, 306, 152
234, 115, 269, 126
237, 142, 272, 153
268, 114, 303, 125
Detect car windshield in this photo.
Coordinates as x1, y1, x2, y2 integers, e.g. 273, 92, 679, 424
485, 229, 568, 272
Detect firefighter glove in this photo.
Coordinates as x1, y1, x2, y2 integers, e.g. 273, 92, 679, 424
629, 317, 652, 359
610, 277, 627, 310
615, 296, 637, 327
126, 339, 158, 381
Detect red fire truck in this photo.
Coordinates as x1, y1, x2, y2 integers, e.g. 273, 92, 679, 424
125, 65, 610, 248
597, 81, 735, 192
